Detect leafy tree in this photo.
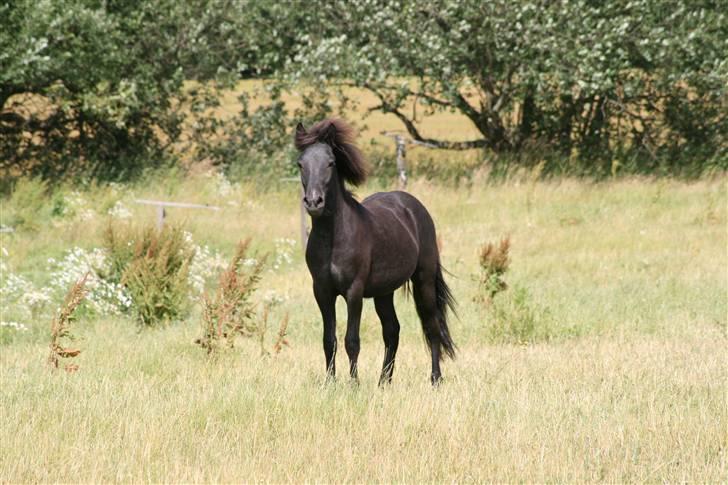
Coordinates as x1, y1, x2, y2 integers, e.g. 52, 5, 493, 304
281, 0, 727, 170
1, 0, 725, 181
0, 0, 287, 180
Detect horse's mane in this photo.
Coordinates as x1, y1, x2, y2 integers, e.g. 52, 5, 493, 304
294, 118, 369, 186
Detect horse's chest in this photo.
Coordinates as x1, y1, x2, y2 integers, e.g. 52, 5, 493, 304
329, 256, 357, 291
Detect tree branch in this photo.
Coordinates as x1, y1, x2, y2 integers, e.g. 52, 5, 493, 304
349, 82, 495, 150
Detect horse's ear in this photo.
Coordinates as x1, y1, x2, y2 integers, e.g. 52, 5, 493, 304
295, 122, 306, 136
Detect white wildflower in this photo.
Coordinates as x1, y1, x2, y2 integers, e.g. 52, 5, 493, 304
262, 290, 287, 306
271, 238, 297, 270
108, 200, 133, 219
188, 240, 227, 295
0, 321, 28, 331
47, 247, 131, 314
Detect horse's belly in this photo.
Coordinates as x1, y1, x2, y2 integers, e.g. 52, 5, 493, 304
363, 238, 418, 297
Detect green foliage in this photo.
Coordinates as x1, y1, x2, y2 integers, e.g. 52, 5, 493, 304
484, 286, 556, 344
1, 0, 725, 181
1, 178, 49, 230
282, 0, 728, 174
1, 1, 176, 179
189, 86, 294, 180
103, 224, 193, 326
0, 0, 276, 181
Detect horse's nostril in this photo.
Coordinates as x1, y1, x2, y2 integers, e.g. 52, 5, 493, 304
315, 196, 324, 207
303, 196, 310, 205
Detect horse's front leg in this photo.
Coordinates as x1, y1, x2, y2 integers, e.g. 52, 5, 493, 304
313, 283, 337, 380
344, 286, 364, 381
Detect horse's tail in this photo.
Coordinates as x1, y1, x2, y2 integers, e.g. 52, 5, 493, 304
433, 262, 457, 359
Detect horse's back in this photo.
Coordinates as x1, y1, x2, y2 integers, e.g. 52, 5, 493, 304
362, 191, 436, 240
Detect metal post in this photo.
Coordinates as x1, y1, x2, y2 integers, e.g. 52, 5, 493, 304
395, 135, 407, 189
156, 206, 165, 231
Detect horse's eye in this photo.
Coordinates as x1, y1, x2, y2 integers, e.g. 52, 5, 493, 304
328, 161, 335, 168
297, 162, 303, 169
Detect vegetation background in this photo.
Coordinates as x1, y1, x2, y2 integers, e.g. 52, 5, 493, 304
0, 0, 726, 482
2, 0, 726, 181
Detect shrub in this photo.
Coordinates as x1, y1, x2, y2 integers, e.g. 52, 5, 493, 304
484, 285, 553, 345
1, 178, 48, 231
196, 239, 265, 354
103, 223, 194, 326
477, 237, 511, 303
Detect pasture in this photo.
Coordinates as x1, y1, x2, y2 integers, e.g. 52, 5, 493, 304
1, 174, 725, 482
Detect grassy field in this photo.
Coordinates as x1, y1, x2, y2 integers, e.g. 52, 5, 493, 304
1, 175, 726, 482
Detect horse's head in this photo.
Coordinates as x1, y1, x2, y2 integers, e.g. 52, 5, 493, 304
294, 119, 369, 218
296, 139, 335, 217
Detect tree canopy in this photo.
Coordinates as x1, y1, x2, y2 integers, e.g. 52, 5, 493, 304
1, 0, 726, 180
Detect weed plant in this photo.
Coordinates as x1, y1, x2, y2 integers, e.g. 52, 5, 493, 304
197, 239, 265, 354
104, 224, 194, 326
48, 273, 88, 372
478, 236, 511, 302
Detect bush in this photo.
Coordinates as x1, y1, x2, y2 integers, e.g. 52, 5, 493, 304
484, 286, 553, 344
103, 223, 194, 326
1, 178, 48, 231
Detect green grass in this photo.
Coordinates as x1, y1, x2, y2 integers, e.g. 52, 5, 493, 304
1, 176, 726, 482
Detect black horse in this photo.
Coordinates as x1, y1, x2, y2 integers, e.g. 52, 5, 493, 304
294, 118, 456, 385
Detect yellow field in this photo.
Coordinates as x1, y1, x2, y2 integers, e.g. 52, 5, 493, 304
1, 175, 726, 482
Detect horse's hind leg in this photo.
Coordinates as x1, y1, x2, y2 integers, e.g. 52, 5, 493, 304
411, 269, 443, 385
374, 293, 400, 385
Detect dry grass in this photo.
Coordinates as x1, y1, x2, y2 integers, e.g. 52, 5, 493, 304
2, 329, 725, 482
1, 177, 726, 482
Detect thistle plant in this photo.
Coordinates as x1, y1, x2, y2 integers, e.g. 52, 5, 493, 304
48, 273, 89, 372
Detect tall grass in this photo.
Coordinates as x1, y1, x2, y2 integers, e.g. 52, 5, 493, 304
0, 176, 725, 482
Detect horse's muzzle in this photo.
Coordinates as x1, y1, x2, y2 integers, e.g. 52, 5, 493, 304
303, 195, 325, 217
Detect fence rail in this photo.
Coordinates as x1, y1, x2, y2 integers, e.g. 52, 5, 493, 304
134, 199, 220, 230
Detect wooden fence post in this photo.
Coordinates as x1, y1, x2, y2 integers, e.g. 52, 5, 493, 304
395, 135, 408, 189
382, 131, 436, 190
